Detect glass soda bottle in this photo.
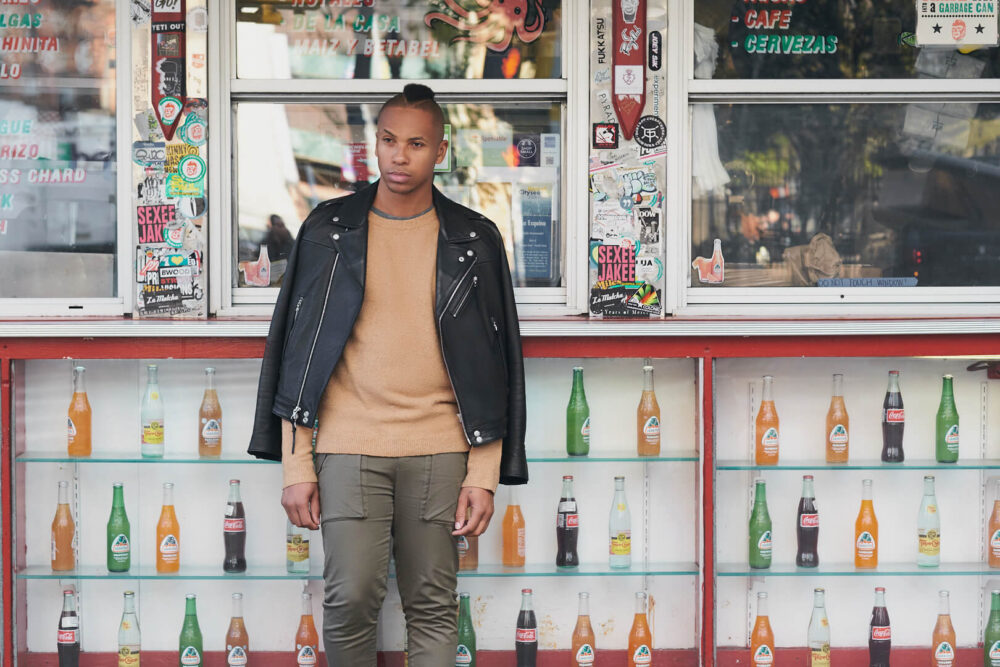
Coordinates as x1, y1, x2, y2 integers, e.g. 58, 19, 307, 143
223, 479, 247, 573
67, 365, 91, 457
567, 367, 590, 456
515, 588, 537, 667
807, 588, 830, 666
989, 490, 1000, 568
295, 592, 319, 666
571, 592, 596, 666
556, 475, 580, 567
748, 479, 772, 570
156, 482, 180, 573
711, 238, 725, 282
226, 592, 250, 666
869, 586, 891, 667
51, 481, 75, 572
456, 592, 476, 666
855, 479, 878, 569
179, 594, 203, 666
107, 482, 131, 572
637, 365, 660, 456
503, 486, 526, 568
118, 590, 140, 667
986, 590, 1000, 666
932, 590, 956, 667
755, 375, 779, 465
825, 373, 849, 463
57, 589, 80, 667
918, 475, 941, 567
140, 364, 165, 457
935, 374, 959, 463
458, 507, 479, 571
286, 518, 310, 574
609, 475, 632, 569
881, 370, 904, 462
199, 367, 222, 457
628, 591, 653, 666
750, 591, 775, 667
796, 474, 819, 568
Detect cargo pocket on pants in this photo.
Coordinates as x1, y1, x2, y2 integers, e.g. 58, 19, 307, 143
317, 453, 367, 522
421, 452, 468, 524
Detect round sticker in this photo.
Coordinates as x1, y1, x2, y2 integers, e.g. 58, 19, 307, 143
163, 221, 186, 248
633, 115, 666, 150
178, 155, 206, 183
158, 97, 182, 125
181, 117, 207, 147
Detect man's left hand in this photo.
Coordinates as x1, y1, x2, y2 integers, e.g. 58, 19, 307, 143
452, 487, 494, 537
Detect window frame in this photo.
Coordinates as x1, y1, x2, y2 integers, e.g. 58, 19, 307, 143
212, 0, 590, 317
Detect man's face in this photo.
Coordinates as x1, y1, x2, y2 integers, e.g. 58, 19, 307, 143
375, 105, 447, 197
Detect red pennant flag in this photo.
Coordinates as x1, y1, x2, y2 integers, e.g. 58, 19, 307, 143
612, 0, 646, 141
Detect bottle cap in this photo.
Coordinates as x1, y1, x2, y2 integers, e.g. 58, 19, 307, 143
814, 587, 824, 593
206, 366, 215, 373
459, 592, 470, 599
563, 475, 573, 481
186, 593, 196, 599
113, 482, 123, 488
925, 475, 935, 482
579, 591, 590, 598
944, 374, 953, 379
643, 365, 653, 371
875, 587, 885, 592
230, 479, 240, 485
889, 370, 899, 375
803, 475, 813, 480
232, 592, 243, 600
522, 588, 532, 594
573, 366, 583, 371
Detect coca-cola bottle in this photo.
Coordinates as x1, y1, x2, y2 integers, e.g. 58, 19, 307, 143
556, 475, 579, 568
516, 588, 538, 667
882, 371, 905, 462
57, 589, 80, 667
796, 474, 819, 568
869, 586, 891, 667
223, 479, 247, 572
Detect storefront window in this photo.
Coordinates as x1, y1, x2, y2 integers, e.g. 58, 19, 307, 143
234, 101, 563, 289
691, 102, 1000, 288
0, 0, 117, 298
235, 0, 562, 80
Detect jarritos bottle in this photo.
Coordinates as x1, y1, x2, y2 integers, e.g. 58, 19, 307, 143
458, 507, 479, 571
755, 376, 779, 465
179, 594, 203, 667
989, 491, 1000, 568
807, 588, 830, 667
628, 591, 653, 667
57, 589, 80, 667
869, 587, 891, 667
456, 592, 476, 666
295, 592, 319, 666
825, 373, 849, 463
515, 588, 537, 667
118, 590, 141, 667
637, 365, 660, 456
931, 590, 956, 667
567, 367, 590, 456
748, 479, 772, 570
198, 367, 222, 457
67, 365, 91, 457
935, 374, 959, 463
571, 592, 596, 666
107, 482, 131, 573
556, 475, 580, 568
750, 591, 775, 667
881, 370, 904, 462
51, 480, 75, 572
140, 364, 165, 458
223, 479, 247, 573
502, 486, 526, 568
986, 590, 1000, 667
855, 479, 878, 569
796, 474, 819, 568
156, 482, 180, 573
225, 592, 250, 666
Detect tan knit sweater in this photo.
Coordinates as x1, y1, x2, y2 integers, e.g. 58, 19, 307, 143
281, 207, 502, 491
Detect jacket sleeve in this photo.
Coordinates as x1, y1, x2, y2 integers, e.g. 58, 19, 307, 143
496, 236, 528, 485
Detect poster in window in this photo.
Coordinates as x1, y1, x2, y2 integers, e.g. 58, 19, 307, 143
513, 184, 558, 286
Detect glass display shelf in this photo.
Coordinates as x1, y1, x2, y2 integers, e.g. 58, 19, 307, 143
16, 449, 699, 464
716, 459, 1000, 471
717, 562, 1000, 577
17, 561, 700, 580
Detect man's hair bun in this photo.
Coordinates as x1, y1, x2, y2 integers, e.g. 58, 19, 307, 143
403, 83, 435, 103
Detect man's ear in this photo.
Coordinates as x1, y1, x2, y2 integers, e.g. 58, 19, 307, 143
436, 139, 449, 165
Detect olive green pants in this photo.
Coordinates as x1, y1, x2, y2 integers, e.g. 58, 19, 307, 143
316, 452, 466, 667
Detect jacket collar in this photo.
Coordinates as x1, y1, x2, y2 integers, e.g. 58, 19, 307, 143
335, 180, 474, 244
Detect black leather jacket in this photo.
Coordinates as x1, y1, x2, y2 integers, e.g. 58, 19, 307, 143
248, 182, 528, 485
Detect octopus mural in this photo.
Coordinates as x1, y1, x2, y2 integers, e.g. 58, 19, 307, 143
425, 0, 546, 52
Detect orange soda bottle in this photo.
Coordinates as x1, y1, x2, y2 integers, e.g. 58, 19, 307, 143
855, 479, 878, 569
755, 376, 779, 465
198, 367, 222, 457
156, 482, 180, 573
931, 590, 956, 667
67, 366, 91, 457
502, 486, 526, 568
989, 491, 1000, 568
825, 373, 849, 463
628, 591, 653, 666
51, 481, 75, 571
637, 365, 661, 456
295, 592, 319, 665
571, 591, 596, 666
750, 591, 775, 666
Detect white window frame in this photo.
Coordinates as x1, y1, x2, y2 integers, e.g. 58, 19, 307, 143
210, 0, 590, 317
670, 0, 1000, 317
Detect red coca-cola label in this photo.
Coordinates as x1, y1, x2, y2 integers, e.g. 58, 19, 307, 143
567, 514, 579, 528
799, 513, 819, 528
223, 518, 245, 532
516, 628, 537, 643
885, 409, 904, 423
57, 629, 77, 644
871, 625, 891, 641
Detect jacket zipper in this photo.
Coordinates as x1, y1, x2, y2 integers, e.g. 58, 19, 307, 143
451, 276, 477, 318
290, 252, 340, 452
439, 256, 478, 444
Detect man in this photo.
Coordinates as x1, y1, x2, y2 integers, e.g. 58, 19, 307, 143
249, 83, 527, 666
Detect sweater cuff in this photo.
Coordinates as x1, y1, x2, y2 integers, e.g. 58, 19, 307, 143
281, 419, 318, 488
462, 440, 501, 493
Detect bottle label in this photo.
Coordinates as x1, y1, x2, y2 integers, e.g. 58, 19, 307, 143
68, 417, 77, 439
810, 646, 830, 666
297, 645, 317, 665
799, 513, 819, 528
227, 645, 248, 666
224, 518, 245, 532
202, 418, 222, 444
110, 533, 130, 561
990, 640, 1000, 664
159, 534, 179, 560
557, 512, 579, 529
558, 501, 578, 513
581, 416, 591, 444
633, 644, 652, 665
118, 647, 140, 666
57, 629, 77, 644
517, 528, 526, 557
752, 644, 774, 665
871, 625, 891, 641
757, 530, 772, 557
575, 643, 595, 665
516, 628, 537, 643
919, 528, 940, 556
180, 646, 201, 665
61, 616, 79, 629
457, 536, 469, 556
829, 424, 848, 450
455, 643, 473, 665
856, 531, 876, 559
287, 535, 310, 562
642, 416, 660, 443
611, 532, 631, 555
142, 421, 164, 445
934, 641, 954, 666
944, 424, 959, 449
885, 408, 905, 423
761, 427, 779, 454
991, 529, 1000, 558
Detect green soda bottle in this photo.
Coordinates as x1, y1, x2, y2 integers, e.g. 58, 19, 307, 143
178, 594, 203, 666
456, 591, 476, 666
748, 479, 772, 570
566, 367, 590, 456
935, 374, 959, 463
107, 483, 130, 572
985, 590, 1000, 666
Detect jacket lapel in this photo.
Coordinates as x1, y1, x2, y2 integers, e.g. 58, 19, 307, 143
433, 188, 478, 316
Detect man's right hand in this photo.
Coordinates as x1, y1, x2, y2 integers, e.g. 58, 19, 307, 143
281, 482, 321, 530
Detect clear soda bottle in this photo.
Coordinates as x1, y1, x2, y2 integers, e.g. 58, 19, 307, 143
140, 364, 165, 457
917, 475, 941, 567
935, 374, 959, 463
807, 588, 830, 666
286, 518, 310, 574
567, 367, 590, 456
609, 475, 632, 569
118, 590, 140, 666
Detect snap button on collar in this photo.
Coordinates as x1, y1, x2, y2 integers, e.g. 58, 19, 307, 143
469, 231, 477, 238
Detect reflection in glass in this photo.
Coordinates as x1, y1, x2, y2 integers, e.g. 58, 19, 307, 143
691, 103, 1000, 288
235, 102, 563, 289
0, 0, 117, 298
235, 0, 562, 80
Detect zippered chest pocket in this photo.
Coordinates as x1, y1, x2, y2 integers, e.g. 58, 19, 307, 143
451, 276, 478, 318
